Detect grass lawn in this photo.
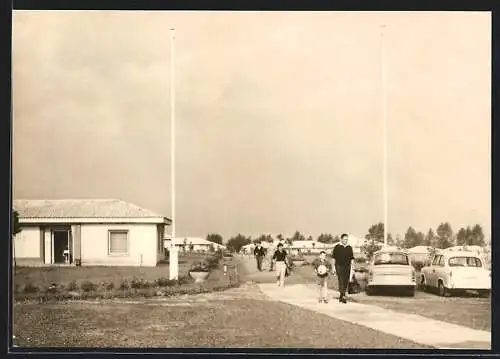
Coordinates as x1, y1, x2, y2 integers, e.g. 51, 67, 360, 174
292, 264, 490, 332
13, 254, 240, 300
12, 294, 430, 348
14, 254, 209, 289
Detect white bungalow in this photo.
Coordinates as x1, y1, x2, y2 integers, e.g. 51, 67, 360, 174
164, 236, 225, 252
13, 199, 171, 267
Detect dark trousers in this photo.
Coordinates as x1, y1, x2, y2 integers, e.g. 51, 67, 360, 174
256, 256, 264, 271
335, 264, 351, 298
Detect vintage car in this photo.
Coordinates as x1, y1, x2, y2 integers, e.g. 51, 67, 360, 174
420, 251, 491, 297
366, 247, 416, 296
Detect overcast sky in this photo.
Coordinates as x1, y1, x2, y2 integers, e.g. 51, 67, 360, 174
12, 11, 491, 240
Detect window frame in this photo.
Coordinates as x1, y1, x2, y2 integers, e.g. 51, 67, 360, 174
373, 252, 409, 266
432, 255, 441, 266
437, 255, 445, 266
448, 256, 483, 268
108, 230, 129, 256
157, 225, 165, 253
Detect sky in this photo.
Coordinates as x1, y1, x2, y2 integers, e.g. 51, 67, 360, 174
12, 11, 491, 241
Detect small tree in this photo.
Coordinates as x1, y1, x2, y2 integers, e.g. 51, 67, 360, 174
12, 210, 22, 272
361, 241, 382, 261
317, 234, 334, 244
227, 234, 251, 253
424, 228, 435, 247
365, 222, 385, 243
387, 233, 394, 246
436, 222, 454, 249
206, 233, 223, 245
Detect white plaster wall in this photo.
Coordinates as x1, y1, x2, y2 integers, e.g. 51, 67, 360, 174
14, 226, 40, 258
80, 223, 158, 266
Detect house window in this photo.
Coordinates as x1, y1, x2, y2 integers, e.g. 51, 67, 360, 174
108, 230, 129, 255
157, 225, 164, 252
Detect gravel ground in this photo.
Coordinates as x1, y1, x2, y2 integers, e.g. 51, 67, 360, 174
13, 289, 430, 348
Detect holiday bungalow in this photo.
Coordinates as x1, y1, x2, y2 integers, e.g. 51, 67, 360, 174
164, 237, 226, 252
13, 199, 171, 267
406, 245, 433, 264
289, 240, 330, 255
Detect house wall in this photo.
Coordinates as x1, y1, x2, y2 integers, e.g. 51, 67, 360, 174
14, 225, 44, 265
80, 223, 159, 267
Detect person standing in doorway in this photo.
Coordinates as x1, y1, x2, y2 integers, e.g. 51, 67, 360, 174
254, 242, 266, 271
332, 233, 354, 303
272, 243, 288, 287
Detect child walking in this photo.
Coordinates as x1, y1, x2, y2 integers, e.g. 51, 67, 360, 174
313, 251, 332, 303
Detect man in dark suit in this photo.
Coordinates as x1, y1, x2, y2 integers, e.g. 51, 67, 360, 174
332, 233, 354, 303
253, 242, 266, 271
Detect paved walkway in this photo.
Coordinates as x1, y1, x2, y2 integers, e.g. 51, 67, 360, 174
238, 255, 491, 350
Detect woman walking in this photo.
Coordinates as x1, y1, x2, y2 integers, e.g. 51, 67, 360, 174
272, 243, 288, 287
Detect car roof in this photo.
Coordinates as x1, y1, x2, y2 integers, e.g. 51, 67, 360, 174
435, 251, 482, 258
373, 246, 408, 255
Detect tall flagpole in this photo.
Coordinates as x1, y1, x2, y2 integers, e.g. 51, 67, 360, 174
381, 25, 388, 246
169, 28, 179, 280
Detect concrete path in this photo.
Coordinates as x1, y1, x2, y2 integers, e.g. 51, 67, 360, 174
237, 255, 490, 350
258, 282, 490, 350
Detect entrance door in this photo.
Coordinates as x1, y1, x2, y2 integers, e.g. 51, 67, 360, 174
53, 230, 70, 264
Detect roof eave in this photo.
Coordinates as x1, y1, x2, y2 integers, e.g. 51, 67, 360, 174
20, 217, 169, 225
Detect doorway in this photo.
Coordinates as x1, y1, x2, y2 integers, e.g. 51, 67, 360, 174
53, 230, 70, 264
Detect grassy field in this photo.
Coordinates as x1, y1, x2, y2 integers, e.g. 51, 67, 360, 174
12, 293, 430, 348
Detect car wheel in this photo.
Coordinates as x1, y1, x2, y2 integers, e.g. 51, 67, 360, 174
478, 290, 490, 298
438, 281, 451, 297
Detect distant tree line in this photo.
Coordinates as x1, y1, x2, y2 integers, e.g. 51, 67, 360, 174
217, 231, 342, 253
361, 221, 487, 258
205, 222, 487, 254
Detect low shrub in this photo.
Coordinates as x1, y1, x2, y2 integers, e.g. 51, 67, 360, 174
119, 280, 130, 290
46, 283, 58, 294
130, 278, 152, 289
80, 280, 97, 293
106, 282, 115, 291
190, 261, 210, 272
66, 280, 78, 291
154, 277, 178, 287
203, 255, 220, 269
178, 275, 193, 285
22, 282, 39, 293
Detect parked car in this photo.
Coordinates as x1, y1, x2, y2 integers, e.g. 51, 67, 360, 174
420, 251, 491, 297
365, 247, 416, 296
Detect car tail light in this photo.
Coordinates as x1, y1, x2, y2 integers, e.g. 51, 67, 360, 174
449, 271, 452, 278
369, 271, 373, 281
411, 270, 416, 281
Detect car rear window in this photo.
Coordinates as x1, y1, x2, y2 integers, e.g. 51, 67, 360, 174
448, 256, 482, 267
374, 252, 409, 265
